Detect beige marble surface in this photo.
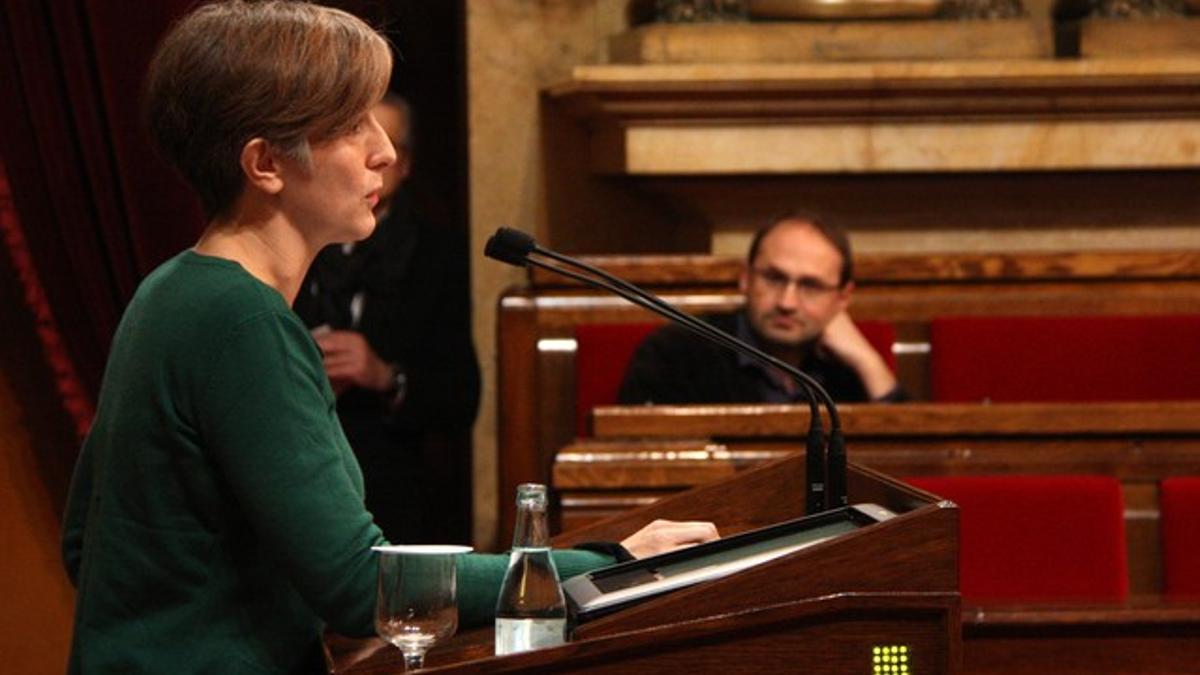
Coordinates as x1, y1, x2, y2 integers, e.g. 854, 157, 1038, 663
1082, 18, 1200, 58
612, 120, 1200, 174
715, 226, 1200, 257
608, 20, 1052, 63
553, 58, 1200, 174
467, 0, 629, 549
554, 56, 1200, 89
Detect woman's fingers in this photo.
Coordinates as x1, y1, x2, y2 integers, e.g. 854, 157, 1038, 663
619, 519, 720, 559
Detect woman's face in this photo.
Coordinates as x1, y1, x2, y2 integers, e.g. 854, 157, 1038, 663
279, 109, 397, 246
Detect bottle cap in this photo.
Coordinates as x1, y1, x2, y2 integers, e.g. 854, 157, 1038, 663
516, 483, 548, 509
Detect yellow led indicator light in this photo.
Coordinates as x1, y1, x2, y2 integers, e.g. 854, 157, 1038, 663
871, 645, 911, 675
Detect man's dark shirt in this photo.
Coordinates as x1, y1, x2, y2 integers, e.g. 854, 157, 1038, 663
617, 311, 903, 405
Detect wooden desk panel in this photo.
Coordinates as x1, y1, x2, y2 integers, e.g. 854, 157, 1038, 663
591, 401, 1200, 437
963, 597, 1200, 675
334, 462, 959, 674
558, 402, 1200, 594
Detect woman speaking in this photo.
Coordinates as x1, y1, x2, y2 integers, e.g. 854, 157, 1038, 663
60, 3, 716, 673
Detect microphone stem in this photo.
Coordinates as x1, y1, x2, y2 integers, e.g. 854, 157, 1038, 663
525, 253, 845, 511
532, 247, 841, 432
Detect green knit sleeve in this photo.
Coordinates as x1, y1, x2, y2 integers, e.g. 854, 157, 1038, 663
455, 550, 612, 627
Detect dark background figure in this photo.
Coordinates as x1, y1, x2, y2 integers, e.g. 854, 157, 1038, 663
293, 95, 480, 544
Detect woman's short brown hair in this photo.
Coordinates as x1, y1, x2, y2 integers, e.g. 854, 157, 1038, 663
144, 0, 392, 219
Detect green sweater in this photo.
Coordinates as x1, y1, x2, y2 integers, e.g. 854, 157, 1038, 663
62, 251, 610, 674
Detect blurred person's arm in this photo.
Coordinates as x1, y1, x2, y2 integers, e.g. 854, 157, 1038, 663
819, 311, 904, 401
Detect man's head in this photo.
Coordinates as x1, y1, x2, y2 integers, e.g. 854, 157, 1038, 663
739, 215, 854, 350
144, 0, 392, 220
372, 93, 413, 212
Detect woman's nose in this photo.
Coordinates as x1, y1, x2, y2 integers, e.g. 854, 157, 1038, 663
370, 116, 397, 168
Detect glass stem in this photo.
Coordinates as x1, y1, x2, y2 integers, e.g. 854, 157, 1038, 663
403, 650, 425, 671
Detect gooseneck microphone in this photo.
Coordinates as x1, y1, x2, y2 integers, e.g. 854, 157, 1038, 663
485, 226, 847, 513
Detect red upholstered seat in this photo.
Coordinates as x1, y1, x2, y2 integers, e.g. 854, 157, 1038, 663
856, 320, 898, 373
1161, 477, 1200, 598
573, 319, 897, 436
574, 322, 661, 435
929, 315, 1200, 403
905, 475, 1129, 602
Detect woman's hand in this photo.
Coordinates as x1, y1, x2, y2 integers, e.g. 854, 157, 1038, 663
619, 519, 720, 559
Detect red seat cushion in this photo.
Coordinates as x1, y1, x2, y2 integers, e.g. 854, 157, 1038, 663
574, 322, 661, 435
905, 475, 1128, 602
573, 319, 897, 436
1161, 477, 1200, 598
856, 319, 897, 372
929, 315, 1200, 403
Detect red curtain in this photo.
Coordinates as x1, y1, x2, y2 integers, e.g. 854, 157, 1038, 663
0, 1, 204, 405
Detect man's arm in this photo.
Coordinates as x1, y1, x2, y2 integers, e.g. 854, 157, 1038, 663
314, 330, 395, 397
819, 311, 903, 401
314, 219, 481, 430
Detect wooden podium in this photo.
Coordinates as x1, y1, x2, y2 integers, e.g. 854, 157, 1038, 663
331, 456, 960, 673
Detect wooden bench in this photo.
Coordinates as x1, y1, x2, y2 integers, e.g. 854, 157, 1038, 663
1161, 476, 1200, 598
495, 249, 1200, 544
554, 403, 1200, 674
557, 401, 1200, 595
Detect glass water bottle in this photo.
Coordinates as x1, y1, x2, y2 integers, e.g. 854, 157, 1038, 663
494, 483, 568, 655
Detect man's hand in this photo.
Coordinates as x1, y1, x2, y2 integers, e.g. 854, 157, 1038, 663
619, 519, 720, 559
314, 330, 394, 395
819, 311, 898, 400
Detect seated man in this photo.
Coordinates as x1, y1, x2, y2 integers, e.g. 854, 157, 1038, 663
618, 215, 904, 405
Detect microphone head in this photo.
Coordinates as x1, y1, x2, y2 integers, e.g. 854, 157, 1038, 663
484, 227, 536, 267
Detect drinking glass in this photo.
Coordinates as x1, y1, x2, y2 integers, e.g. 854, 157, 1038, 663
373, 545, 472, 671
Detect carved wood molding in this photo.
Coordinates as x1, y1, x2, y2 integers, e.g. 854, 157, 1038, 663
528, 249, 1200, 287
965, 597, 1200, 626
547, 60, 1200, 173
549, 60, 1200, 121
590, 401, 1200, 437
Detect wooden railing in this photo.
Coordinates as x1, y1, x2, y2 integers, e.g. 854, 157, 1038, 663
549, 401, 1200, 675
557, 401, 1200, 594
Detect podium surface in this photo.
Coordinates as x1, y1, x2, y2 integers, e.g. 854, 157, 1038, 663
330, 457, 960, 674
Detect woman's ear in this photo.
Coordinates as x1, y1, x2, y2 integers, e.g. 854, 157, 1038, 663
239, 138, 285, 196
